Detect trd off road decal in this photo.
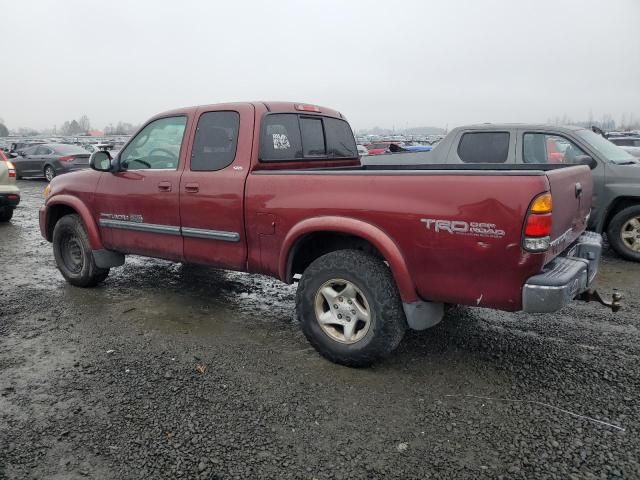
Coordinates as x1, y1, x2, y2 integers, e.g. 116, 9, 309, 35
100, 213, 144, 223
272, 134, 291, 150
421, 218, 505, 239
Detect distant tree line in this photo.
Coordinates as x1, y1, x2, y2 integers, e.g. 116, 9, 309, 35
104, 122, 138, 135
547, 112, 640, 131
59, 115, 91, 135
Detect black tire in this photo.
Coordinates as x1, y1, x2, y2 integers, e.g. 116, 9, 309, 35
296, 249, 406, 367
44, 165, 56, 182
607, 205, 640, 262
0, 207, 13, 222
52, 214, 110, 287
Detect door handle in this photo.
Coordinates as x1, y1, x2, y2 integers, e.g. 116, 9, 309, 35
158, 181, 172, 192
184, 183, 199, 193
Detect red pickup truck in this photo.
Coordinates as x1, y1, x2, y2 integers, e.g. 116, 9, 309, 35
40, 102, 609, 366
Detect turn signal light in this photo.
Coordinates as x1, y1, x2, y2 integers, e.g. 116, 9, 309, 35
530, 192, 553, 214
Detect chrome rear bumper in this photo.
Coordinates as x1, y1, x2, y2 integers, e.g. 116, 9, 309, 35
522, 232, 602, 313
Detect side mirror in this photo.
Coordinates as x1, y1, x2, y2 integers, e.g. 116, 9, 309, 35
576, 155, 598, 170
90, 151, 113, 172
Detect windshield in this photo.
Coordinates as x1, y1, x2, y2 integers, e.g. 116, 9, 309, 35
576, 129, 637, 163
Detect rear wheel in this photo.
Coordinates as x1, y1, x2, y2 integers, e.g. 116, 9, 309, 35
44, 165, 55, 182
607, 205, 640, 262
0, 207, 14, 222
53, 214, 110, 287
296, 249, 406, 367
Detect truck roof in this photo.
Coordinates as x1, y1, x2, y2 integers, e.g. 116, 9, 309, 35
149, 101, 345, 121
453, 123, 587, 133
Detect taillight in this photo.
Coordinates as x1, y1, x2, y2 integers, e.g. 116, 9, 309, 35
59, 155, 75, 162
6, 160, 16, 178
523, 192, 553, 252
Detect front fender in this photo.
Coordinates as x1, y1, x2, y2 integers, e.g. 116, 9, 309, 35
45, 194, 104, 250
279, 216, 419, 303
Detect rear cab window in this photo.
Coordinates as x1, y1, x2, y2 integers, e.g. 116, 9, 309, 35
457, 132, 510, 163
260, 114, 357, 162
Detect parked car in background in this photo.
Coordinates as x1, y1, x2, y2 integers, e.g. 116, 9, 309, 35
13, 143, 91, 181
389, 142, 433, 153
0, 150, 20, 222
357, 145, 369, 156
366, 124, 640, 262
8, 140, 46, 157
366, 141, 402, 155
609, 136, 640, 159
83, 143, 117, 154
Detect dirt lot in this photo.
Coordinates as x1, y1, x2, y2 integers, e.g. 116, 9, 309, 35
1, 180, 639, 480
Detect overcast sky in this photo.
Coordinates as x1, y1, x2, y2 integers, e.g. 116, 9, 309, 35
2, 0, 639, 131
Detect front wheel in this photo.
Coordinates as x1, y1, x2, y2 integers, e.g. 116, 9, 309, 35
607, 205, 640, 262
0, 207, 14, 222
52, 214, 110, 287
296, 249, 406, 367
44, 165, 56, 182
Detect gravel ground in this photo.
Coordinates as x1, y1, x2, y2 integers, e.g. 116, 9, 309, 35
1, 180, 639, 480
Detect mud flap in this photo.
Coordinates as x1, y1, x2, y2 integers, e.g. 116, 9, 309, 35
93, 249, 125, 268
402, 301, 444, 330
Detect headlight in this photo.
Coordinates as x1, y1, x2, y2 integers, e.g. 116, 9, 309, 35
44, 184, 51, 198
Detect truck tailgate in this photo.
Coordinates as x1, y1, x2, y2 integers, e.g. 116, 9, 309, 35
545, 165, 592, 261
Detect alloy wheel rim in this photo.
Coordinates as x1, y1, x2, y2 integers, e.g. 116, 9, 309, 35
45, 167, 54, 181
620, 216, 640, 252
314, 279, 371, 344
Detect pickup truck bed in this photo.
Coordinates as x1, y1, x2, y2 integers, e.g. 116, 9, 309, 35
39, 102, 608, 366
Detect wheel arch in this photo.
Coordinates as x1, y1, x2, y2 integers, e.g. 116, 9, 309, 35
45, 195, 104, 250
602, 196, 640, 232
280, 216, 419, 303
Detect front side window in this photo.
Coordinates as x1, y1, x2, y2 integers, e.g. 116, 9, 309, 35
457, 132, 510, 163
120, 116, 187, 170
191, 111, 240, 171
523, 133, 587, 164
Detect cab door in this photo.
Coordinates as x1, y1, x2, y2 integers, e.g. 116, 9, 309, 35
179, 104, 253, 269
94, 115, 191, 261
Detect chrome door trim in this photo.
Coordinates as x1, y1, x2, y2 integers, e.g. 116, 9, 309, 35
98, 218, 240, 242
182, 226, 240, 242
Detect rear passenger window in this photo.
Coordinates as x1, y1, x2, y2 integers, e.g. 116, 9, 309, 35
300, 117, 325, 156
457, 132, 510, 163
261, 114, 303, 161
191, 111, 240, 171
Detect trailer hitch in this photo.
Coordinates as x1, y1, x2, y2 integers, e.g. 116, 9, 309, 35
576, 289, 622, 312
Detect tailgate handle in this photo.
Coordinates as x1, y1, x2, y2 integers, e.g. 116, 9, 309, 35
575, 182, 583, 198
